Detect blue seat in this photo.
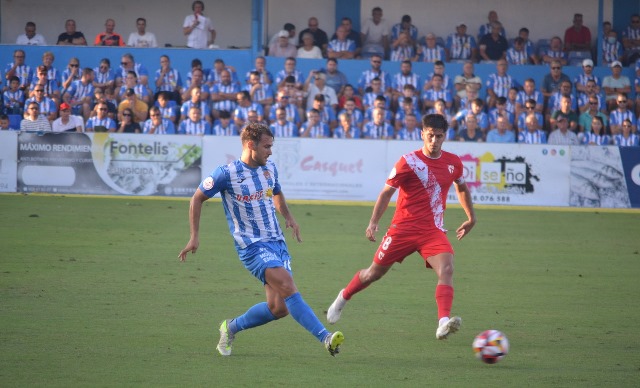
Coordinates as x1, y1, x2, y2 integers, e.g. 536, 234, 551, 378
568, 50, 592, 66
536, 39, 550, 57
8, 114, 22, 130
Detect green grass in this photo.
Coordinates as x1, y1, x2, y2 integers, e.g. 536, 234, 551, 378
1, 194, 639, 387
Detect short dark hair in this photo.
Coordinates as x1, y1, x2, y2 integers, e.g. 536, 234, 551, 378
218, 110, 231, 119
422, 113, 448, 131
284, 23, 295, 32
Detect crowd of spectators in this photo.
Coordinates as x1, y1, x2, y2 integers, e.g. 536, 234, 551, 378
3, 8, 639, 146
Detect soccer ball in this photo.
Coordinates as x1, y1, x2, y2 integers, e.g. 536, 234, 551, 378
472, 330, 509, 364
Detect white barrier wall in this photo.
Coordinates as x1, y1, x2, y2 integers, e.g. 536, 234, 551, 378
2, 132, 638, 208
0, 131, 18, 193
204, 137, 574, 206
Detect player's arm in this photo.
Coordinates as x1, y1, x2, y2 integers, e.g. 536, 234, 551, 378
273, 191, 302, 243
366, 184, 396, 242
453, 180, 476, 240
179, 188, 209, 261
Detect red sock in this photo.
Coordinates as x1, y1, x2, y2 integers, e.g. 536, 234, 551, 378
435, 284, 454, 320
342, 271, 370, 300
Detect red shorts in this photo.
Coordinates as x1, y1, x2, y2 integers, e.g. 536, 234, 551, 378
373, 227, 453, 268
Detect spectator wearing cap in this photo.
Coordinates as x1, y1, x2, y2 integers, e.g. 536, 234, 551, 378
52, 102, 84, 132
602, 61, 632, 111
118, 88, 148, 123
391, 15, 418, 46
269, 30, 298, 58
269, 23, 296, 48
446, 22, 477, 63
548, 114, 579, 145
574, 59, 600, 95
304, 71, 337, 112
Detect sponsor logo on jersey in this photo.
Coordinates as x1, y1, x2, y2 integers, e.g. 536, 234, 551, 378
235, 190, 265, 202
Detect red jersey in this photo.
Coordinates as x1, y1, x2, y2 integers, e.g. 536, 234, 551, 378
386, 149, 464, 233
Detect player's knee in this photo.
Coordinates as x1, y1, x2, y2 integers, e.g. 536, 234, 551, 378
439, 261, 454, 279
360, 268, 384, 283
268, 302, 289, 319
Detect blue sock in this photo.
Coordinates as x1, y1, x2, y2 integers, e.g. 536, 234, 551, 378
285, 292, 330, 342
229, 302, 277, 334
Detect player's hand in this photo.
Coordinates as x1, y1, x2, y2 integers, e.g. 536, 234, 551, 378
456, 219, 475, 240
365, 222, 379, 242
178, 237, 199, 262
285, 218, 302, 243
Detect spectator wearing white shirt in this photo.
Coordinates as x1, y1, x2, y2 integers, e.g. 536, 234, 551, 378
16, 22, 47, 46
127, 18, 158, 48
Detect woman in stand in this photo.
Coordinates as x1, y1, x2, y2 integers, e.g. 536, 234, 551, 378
117, 108, 141, 133
297, 32, 323, 59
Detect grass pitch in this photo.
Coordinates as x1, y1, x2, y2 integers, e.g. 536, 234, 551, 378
1, 194, 639, 387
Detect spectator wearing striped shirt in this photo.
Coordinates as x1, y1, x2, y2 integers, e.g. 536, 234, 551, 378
506, 37, 534, 65
143, 106, 176, 134
391, 15, 418, 46
357, 54, 391, 96
446, 23, 477, 63
541, 36, 568, 66
614, 119, 640, 146
20, 102, 51, 132
179, 106, 211, 135
485, 59, 519, 108
327, 26, 357, 60
602, 30, 623, 66
518, 114, 547, 144
210, 69, 239, 120
154, 55, 183, 103
416, 33, 446, 63
212, 110, 239, 136
299, 108, 330, 138
181, 86, 211, 124
86, 102, 116, 132
621, 14, 640, 64
63, 67, 94, 121
389, 32, 416, 62
269, 107, 298, 138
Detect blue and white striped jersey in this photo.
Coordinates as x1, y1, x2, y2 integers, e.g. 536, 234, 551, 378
199, 159, 284, 250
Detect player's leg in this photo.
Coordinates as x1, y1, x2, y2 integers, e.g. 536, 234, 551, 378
328, 231, 413, 324
217, 243, 286, 356
265, 266, 344, 356
427, 252, 461, 339
327, 261, 392, 324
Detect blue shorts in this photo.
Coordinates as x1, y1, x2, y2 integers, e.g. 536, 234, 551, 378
238, 240, 292, 284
